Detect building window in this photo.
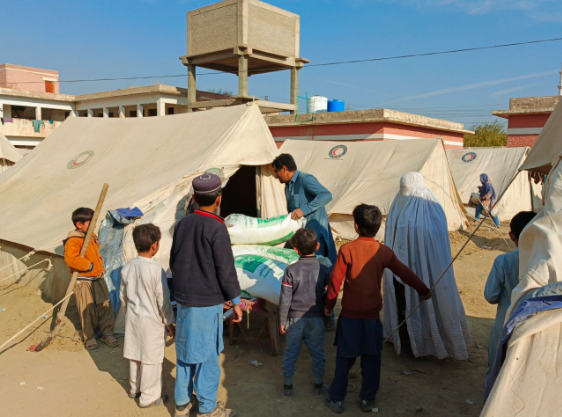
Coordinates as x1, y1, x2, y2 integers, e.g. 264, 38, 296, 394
129, 110, 137, 117
148, 108, 157, 117
45, 81, 54, 93
109, 112, 114, 117
167, 107, 175, 115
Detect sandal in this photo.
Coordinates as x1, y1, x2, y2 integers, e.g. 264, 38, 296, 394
139, 394, 169, 408
101, 335, 119, 348
85, 339, 99, 350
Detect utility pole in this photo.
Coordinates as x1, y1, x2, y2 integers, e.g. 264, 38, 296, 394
559, 62, 562, 96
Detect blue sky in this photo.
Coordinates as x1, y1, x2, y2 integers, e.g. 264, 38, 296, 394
2, 0, 561, 127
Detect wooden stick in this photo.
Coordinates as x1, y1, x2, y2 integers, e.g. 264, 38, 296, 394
35, 183, 109, 351
0, 292, 73, 352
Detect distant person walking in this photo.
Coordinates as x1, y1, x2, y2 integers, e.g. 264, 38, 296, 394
474, 173, 500, 228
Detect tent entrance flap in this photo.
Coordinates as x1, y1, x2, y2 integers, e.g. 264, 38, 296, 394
221, 166, 258, 218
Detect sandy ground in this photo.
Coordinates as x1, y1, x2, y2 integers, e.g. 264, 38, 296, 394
0, 221, 513, 417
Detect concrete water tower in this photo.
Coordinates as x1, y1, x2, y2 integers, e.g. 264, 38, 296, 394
180, 0, 309, 114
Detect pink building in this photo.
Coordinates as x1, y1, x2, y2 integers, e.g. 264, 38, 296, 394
265, 109, 470, 149
493, 96, 561, 148
0, 64, 60, 94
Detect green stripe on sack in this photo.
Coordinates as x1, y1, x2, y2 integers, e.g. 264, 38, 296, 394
256, 215, 288, 228
259, 231, 296, 246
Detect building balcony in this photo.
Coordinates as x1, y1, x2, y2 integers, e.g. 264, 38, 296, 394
1, 118, 63, 139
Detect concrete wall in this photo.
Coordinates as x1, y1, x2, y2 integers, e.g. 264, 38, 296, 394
0, 64, 60, 94
269, 121, 464, 149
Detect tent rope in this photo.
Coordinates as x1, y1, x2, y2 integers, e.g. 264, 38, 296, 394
0, 292, 73, 352
383, 171, 521, 345
0, 258, 53, 285
0, 250, 37, 273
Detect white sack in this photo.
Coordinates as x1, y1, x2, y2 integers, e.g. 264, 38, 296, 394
231, 245, 332, 268
235, 255, 287, 305
226, 214, 306, 246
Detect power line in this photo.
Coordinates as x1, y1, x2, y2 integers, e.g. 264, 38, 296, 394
11, 36, 562, 85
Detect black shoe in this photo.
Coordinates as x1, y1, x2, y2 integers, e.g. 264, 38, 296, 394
359, 398, 375, 412
280, 384, 293, 398
324, 394, 344, 414
314, 384, 328, 398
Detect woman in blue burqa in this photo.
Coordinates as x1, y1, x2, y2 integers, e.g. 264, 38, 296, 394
383, 172, 471, 360
474, 173, 500, 228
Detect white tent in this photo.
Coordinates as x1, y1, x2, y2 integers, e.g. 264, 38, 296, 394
0, 104, 279, 301
481, 308, 562, 417
0, 131, 22, 172
482, 100, 562, 416
446, 147, 538, 221
521, 99, 562, 174
508, 99, 562, 316
260, 138, 468, 240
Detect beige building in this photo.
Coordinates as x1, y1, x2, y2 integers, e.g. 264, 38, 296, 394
0, 64, 228, 149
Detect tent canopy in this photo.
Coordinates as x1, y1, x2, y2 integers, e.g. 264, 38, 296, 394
446, 147, 533, 220
0, 130, 22, 168
521, 99, 562, 174
0, 104, 278, 257
261, 138, 467, 240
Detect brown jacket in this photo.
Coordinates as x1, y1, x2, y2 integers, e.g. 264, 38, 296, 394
325, 237, 430, 320
63, 230, 104, 278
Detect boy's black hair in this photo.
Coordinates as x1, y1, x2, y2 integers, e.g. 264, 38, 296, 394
290, 228, 318, 256
353, 204, 382, 238
133, 224, 162, 253
72, 207, 94, 226
193, 188, 222, 207
272, 153, 297, 172
510, 211, 536, 240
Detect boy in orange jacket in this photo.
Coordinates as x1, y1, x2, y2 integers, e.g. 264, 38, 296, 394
64, 207, 117, 350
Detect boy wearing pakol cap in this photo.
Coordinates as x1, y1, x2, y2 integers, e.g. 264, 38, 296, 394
323, 204, 431, 414
120, 224, 175, 408
171, 173, 243, 417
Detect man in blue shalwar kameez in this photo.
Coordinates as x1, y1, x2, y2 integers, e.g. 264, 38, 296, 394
272, 153, 338, 330
170, 173, 243, 417
272, 153, 337, 268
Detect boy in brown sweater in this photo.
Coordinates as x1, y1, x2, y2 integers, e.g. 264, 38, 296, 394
64, 207, 117, 350
323, 204, 431, 414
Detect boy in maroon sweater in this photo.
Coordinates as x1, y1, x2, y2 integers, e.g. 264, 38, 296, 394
323, 204, 431, 414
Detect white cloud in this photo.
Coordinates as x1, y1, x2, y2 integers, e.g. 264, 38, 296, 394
491, 82, 545, 97
396, 0, 559, 20
317, 78, 397, 98
381, 70, 558, 105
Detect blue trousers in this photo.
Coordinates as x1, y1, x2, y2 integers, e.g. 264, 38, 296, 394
175, 355, 221, 414
329, 353, 381, 402
475, 203, 500, 227
282, 317, 326, 385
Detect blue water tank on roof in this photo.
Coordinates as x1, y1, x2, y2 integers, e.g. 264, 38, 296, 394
327, 99, 345, 112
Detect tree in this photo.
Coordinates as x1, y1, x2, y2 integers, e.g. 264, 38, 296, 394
463, 120, 507, 147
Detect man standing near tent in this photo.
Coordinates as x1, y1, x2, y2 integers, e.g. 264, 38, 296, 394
170, 173, 243, 417
272, 153, 337, 330
272, 153, 337, 267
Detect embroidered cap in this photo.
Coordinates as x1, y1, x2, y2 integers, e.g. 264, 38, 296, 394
192, 173, 222, 194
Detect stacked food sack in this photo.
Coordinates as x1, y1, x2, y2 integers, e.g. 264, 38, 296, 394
225, 214, 331, 305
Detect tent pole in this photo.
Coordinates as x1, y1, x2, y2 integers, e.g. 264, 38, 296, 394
255, 166, 261, 218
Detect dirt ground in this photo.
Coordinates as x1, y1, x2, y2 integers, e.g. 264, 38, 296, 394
0, 221, 513, 417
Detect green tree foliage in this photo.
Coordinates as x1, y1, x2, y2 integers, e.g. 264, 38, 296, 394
464, 120, 507, 147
